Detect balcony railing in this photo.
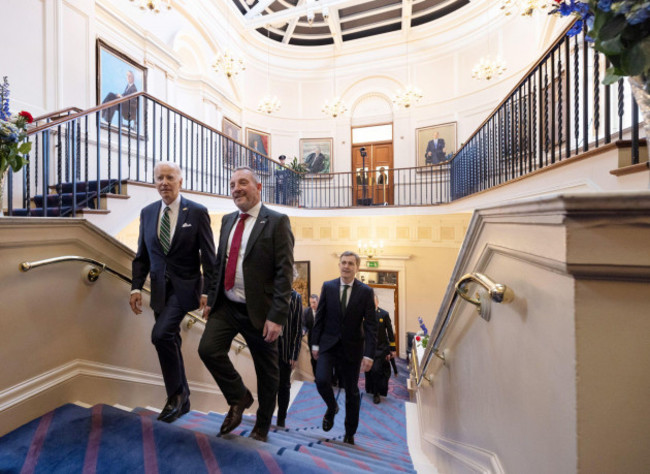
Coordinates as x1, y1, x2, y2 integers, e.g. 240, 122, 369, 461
2, 22, 643, 215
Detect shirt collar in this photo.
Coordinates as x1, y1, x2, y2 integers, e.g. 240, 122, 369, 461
339, 278, 354, 287
241, 201, 262, 219
161, 194, 181, 213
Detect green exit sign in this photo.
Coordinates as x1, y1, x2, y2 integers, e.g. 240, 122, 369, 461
366, 261, 379, 268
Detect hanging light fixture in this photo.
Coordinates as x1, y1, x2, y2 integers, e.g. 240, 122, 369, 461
322, 47, 348, 118
212, 50, 246, 78
129, 0, 171, 13
500, 0, 552, 17
392, 24, 423, 109
258, 27, 281, 114
212, 4, 245, 78
472, 6, 507, 81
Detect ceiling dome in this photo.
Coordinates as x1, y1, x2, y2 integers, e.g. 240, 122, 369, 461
231, 0, 470, 46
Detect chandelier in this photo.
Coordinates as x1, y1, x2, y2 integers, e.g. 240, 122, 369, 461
471, 55, 507, 81
258, 95, 281, 114
212, 49, 245, 78
129, 0, 171, 13
392, 84, 423, 108
322, 97, 348, 118
358, 240, 384, 259
500, 0, 552, 16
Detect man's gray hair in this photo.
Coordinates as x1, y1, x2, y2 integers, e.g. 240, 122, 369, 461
154, 161, 183, 178
232, 166, 260, 184
340, 250, 361, 267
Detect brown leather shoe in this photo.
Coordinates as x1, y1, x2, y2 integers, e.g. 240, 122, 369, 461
249, 424, 269, 442
220, 390, 254, 434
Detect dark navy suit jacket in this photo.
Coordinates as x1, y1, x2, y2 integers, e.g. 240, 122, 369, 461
312, 278, 377, 362
132, 196, 216, 313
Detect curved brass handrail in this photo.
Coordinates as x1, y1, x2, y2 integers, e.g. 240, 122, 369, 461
18, 256, 247, 349
417, 272, 514, 386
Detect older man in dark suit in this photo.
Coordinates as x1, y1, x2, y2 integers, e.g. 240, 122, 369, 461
311, 251, 377, 445
199, 166, 294, 442
130, 161, 216, 423
425, 131, 446, 165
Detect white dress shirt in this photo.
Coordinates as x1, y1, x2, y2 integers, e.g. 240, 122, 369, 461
224, 201, 262, 303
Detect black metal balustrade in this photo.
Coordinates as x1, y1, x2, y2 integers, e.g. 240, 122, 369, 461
2, 22, 643, 216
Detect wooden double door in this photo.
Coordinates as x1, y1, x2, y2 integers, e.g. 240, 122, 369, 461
352, 142, 393, 206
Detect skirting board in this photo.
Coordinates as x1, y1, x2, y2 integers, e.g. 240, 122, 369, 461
0, 359, 228, 436
422, 432, 505, 474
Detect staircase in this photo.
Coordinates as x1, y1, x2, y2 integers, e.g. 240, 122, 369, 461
0, 382, 417, 473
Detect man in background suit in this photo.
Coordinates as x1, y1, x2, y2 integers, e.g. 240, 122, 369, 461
302, 294, 319, 377
130, 161, 216, 423
425, 131, 446, 165
312, 251, 377, 445
365, 295, 396, 404
199, 166, 294, 442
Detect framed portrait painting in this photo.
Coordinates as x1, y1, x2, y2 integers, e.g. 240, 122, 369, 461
292, 261, 311, 308
96, 39, 146, 127
300, 138, 332, 174
222, 117, 242, 143
246, 128, 271, 157
416, 122, 457, 167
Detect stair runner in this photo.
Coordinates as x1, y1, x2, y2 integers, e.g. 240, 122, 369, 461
0, 382, 416, 473
10, 179, 120, 217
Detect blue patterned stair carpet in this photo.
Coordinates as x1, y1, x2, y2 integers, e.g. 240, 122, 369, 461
0, 382, 416, 473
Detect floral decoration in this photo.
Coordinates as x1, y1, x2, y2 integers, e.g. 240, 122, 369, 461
551, 1, 650, 88
417, 317, 430, 348
0, 77, 32, 176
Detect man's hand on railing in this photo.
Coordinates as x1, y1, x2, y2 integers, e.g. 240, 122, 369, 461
129, 292, 143, 315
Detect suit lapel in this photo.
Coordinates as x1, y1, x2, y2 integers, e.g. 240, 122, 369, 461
244, 205, 267, 259
220, 212, 238, 252
168, 197, 189, 253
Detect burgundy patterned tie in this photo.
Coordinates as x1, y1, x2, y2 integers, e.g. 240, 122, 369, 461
224, 213, 250, 291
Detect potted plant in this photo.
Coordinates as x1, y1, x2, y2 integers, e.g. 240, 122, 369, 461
551, 1, 650, 136
0, 77, 33, 215
286, 156, 307, 206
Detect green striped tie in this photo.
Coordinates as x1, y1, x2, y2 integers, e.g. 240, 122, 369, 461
160, 206, 171, 254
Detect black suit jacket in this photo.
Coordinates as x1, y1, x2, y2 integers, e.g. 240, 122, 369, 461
374, 307, 395, 358
207, 204, 294, 330
312, 278, 377, 361
132, 196, 216, 313
303, 306, 316, 347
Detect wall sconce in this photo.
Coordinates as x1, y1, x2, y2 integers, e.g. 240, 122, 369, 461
358, 240, 384, 259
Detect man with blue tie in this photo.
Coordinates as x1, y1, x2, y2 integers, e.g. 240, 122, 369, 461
199, 166, 294, 442
130, 161, 216, 423
425, 131, 446, 165
311, 251, 377, 445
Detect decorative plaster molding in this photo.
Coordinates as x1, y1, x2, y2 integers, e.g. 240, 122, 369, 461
422, 432, 505, 474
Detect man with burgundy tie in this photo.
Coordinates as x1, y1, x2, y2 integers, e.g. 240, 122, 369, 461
130, 161, 217, 423
199, 166, 294, 442
311, 251, 377, 445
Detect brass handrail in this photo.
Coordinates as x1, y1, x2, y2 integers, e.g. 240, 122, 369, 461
18, 256, 247, 349
417, 272, 514, 386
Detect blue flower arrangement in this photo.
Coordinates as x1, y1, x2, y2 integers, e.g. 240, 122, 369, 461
0, 77, 32, 176
551, 1, 650, 88
417, 317, 430, 348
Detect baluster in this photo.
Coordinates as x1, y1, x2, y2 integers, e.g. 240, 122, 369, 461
557, 47, 563, 162
593, 47, 600, 146
574, 35, 580, 155
604, 58, 611, 144
617, 78, 624, 140
582, 25, 589, 152
550, 48, 556, 164
564, 37, 571, 159
57, 124, 63, 214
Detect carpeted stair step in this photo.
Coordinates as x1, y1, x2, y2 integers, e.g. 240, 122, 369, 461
32, 192, 97, 208
168, 410, 415, 473
52, 179, 120, 194
9, 206, 74, 217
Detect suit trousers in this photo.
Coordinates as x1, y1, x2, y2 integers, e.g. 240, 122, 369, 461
277, 359, 292, 422
198, 297, 279, 429
152, 285, 189, 398
315, 342, 362, 436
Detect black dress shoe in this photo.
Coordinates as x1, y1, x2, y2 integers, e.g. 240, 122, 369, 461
276, 418, 285, 428
220, 390, 254, 434
157, 392, 190, 423
343, 434, 355, 445
373, 393, 381, 404
249, 424, 269, 442
322, 403, 339, 432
